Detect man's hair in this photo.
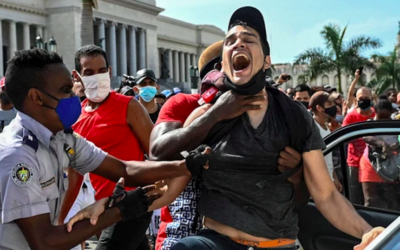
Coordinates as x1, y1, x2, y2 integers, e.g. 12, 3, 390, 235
383, 88, 397, 96
155, 93, 166, 100
75, 44, 109, 74
294, 84, 311, 97
5, 49, 63, 111
375, 95, 393, 113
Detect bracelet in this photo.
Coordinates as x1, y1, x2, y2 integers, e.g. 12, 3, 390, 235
107, 184, 126, 208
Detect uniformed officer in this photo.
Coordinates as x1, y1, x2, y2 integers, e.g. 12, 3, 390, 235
0, 49, 191, 250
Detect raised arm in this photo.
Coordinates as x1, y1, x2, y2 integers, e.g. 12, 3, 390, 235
345, 70, 361, 115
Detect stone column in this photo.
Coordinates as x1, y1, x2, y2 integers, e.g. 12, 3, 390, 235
9, 21, 17, 59
173, 50, 179, 82
108, 22, 117, 77
118, 24, 127, 76
179, 52, 185, 82
0, 19, 3, 77
191, 54, 197, 67
129, 26, 137, 74
43, 28, 48, 41
97, 20, 106, 51
23, 23, 30, 50
138, 28, 146, 69
36, 25, 43, 37
185, 53, 191, 83
168, 49, 173, 80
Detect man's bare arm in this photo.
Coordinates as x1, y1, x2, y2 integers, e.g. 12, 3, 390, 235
303, 150, 372, 239
345, 70, 361, 115
91, 155, 190, 187
127, 98, 153, 155
17, 208, 121, 250
58, 168, 83, 225
150, 92, 265, 161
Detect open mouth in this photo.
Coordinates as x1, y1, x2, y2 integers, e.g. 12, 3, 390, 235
232, 53, 250, 71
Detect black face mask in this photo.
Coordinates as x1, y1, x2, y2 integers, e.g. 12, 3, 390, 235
223, 68, 266, 95
358, 100, 372, 111
79, 96, 86, 102
301, 101, 309, 109
0, 92, 12, 106
324, 105, 337, 118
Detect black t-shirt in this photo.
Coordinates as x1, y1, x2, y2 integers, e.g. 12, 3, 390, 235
198, 91, 325, 239
149, 105, 161, 123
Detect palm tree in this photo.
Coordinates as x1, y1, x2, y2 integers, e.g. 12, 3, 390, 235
294, 24, 382, 93
367, 47, 400, 94
81, 0, 98, 46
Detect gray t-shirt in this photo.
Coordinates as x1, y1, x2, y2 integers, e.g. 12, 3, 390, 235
0, 108, 16, 131
198, 91, 325, 239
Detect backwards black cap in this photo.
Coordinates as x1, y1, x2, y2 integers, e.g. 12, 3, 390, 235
228, 6, 270, 55
135, 68, 157, 84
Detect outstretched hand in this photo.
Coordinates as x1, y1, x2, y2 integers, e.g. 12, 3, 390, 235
66, 178, 161, 232
354, 227, 385, 250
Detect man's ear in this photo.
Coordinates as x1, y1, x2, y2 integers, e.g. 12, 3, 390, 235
156, 84, 160, 91
133, 86, 139, 95
28, 88, 45, 106
316, 104, 324, 113
108, 67, 112, 79
72, 70, 82, 84
264, 55, 271, 70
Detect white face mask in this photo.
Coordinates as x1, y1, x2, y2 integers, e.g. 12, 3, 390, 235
77, 72, 111, 103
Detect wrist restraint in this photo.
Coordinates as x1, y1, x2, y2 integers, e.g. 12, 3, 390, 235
181, 144, 209, 177
107, 184, 149, 221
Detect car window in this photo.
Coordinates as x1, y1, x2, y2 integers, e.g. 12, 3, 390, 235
328, 133, 400, 212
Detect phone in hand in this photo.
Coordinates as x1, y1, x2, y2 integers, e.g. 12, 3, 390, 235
282, 75, 292, 81
358, 67, 364, 75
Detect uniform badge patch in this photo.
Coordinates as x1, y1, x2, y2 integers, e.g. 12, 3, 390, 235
12, 163, 34, 186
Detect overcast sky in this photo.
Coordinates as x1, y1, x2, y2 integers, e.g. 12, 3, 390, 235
156, 0, 400, 64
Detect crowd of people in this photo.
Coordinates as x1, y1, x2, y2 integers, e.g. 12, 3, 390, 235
0, 5, 396, 250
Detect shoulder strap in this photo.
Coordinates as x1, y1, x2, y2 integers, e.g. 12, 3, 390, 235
256, 88, 308, 188
16, 127, 39, 152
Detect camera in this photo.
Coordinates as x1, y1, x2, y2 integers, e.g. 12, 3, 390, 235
282, 75, 291, 81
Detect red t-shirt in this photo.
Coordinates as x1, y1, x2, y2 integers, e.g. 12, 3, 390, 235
73, 92, 144, 200
359, 148, 384, 183
343, 109, 375, 167
154, 93, 200, 250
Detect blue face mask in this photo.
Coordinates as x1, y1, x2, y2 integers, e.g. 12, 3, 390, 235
138, 86, 157, 103
41, 91, 82, 129
335, 114, 344, 123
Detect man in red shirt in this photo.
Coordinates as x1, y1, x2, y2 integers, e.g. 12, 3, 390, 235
65, 45, 154, 250
343, 86, 375, 205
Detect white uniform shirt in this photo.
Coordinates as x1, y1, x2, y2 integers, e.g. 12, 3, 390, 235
315, 121, 334, 179
0, 112, 107, 249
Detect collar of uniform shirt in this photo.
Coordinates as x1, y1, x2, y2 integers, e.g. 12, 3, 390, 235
17, 112, 53, 148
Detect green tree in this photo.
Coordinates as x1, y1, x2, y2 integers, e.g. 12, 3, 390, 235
367, 47, 400, 94
81, 0, 98, 46
294, 24, 381, 93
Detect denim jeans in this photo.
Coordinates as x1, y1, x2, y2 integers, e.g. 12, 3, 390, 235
171, 229, 297, 250
96, 212, 152, 250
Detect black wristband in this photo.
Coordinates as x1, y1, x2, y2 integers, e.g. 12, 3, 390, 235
116, 188, 149, 221
182, 145, 209, 177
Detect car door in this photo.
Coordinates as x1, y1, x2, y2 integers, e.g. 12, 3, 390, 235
297, 120, 400, 250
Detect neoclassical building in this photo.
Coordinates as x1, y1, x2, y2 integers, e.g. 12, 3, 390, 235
0, 0, 225, 89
